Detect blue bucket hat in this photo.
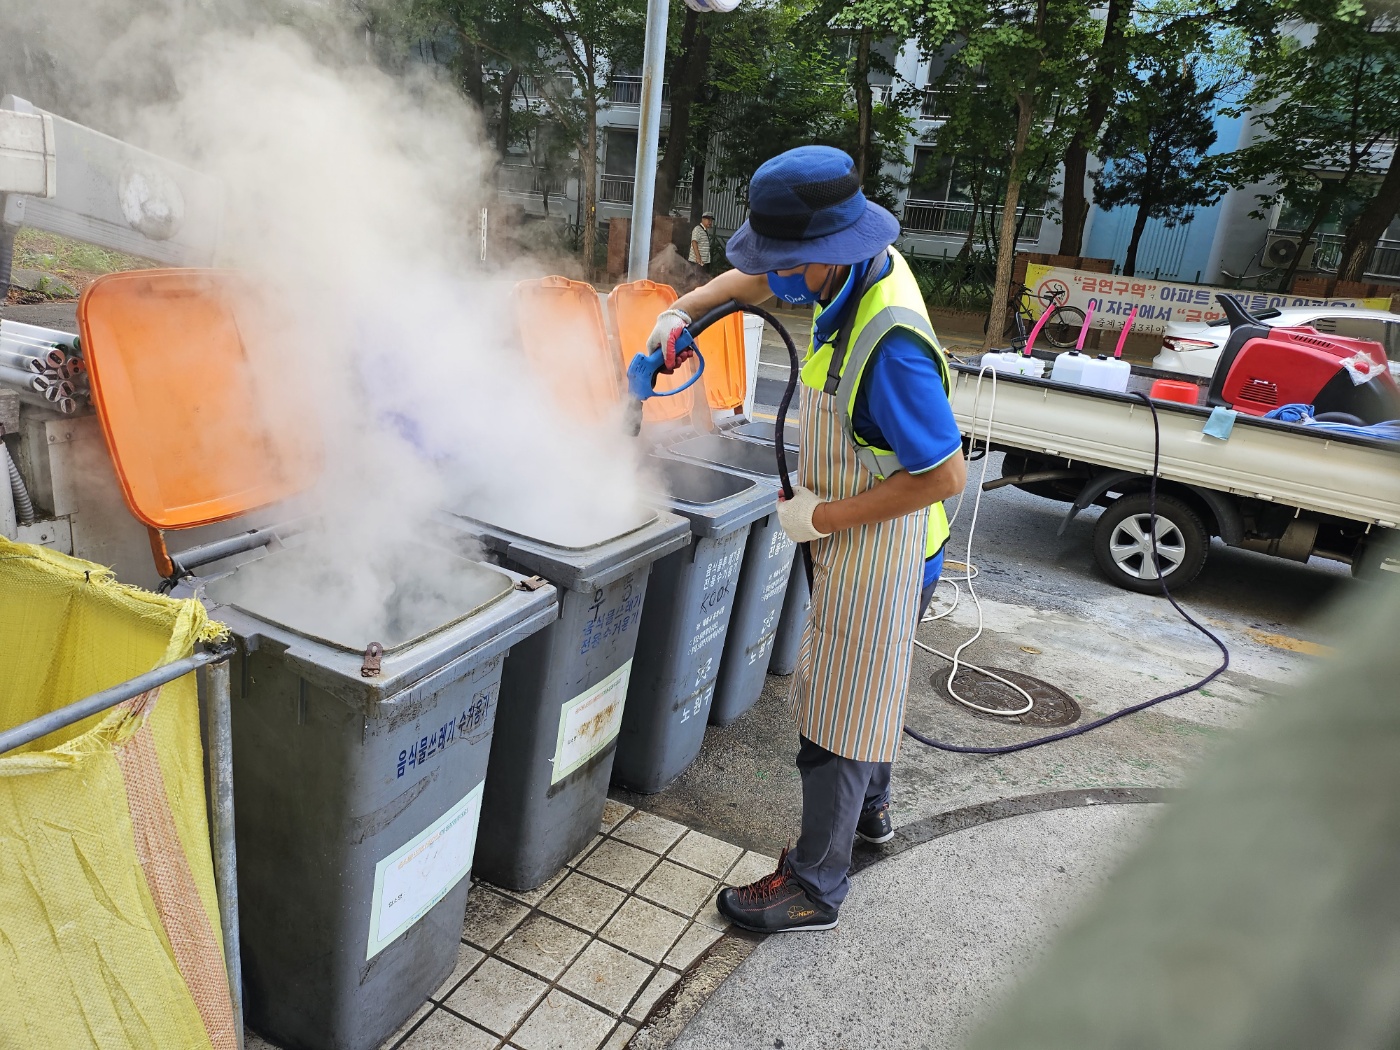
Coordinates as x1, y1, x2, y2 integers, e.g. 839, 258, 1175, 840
725, 145, 901, 274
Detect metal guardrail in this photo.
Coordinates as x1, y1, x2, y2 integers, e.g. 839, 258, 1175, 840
599, 173, 691, 208
600, 174, 634, 204
608, 76, 670, 106
0, 647, 245, 1049
499, 164, 568, 197
1308, 231, 1400, 280
902, 199, 1043, 242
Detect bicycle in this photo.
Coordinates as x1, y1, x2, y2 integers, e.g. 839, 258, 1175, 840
983, 283, 1088, 349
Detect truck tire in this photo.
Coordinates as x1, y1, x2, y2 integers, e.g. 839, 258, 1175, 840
1093, 493, 1208, 594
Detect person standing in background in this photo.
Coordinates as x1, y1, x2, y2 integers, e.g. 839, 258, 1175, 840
690, 211, 716, 268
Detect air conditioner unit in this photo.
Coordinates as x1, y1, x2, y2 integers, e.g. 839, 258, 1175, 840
1263, 231, 1317, 270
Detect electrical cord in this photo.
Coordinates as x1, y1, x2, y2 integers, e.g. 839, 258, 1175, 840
912, 367, 1035, 716
902, 389, 1231, 754
751, 302, 1228, 750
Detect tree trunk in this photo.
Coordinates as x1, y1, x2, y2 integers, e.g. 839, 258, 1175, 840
582, 97, 599, 280
459, 39, 485, 108
1283, 186, 1333, 291
497, 65, 521, 158
1123, 203, 1151, 277
688, 119, 710, 232
1338, 148, 1400, 282
984, 92, 1035, 352
853, 27, 874, 185
656, 10, 710, 214
1056, 0, 1132, 256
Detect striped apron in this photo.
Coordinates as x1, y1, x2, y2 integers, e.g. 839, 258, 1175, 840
788, 386, 928, 764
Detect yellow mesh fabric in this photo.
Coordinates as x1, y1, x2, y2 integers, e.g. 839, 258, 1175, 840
0, 537, 234, 1050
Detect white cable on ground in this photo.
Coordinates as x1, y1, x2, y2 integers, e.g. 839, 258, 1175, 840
914, 365, 1036, 717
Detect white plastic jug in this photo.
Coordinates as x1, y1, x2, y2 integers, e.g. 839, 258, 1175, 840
1078, 355, 1131, 393
1049, 350, 1087, 385
980, 351, 1046, 379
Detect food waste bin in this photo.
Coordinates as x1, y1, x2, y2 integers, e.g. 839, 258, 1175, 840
662, 433, 798, 724
77, 268, 560, 1050
440, 508, 690, 890
200, 542, 556, 1050
611, 457, 775, 792
718, 423, 809, 677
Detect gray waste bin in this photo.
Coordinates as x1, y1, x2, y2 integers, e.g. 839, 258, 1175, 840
439, 510, 690, 890
768, 557, 810, 675
198, 542, 557, 1050
612, 458, 773, 793
719, 424, 810, 676
663, 434, 798, 724
725, 418, 800, 450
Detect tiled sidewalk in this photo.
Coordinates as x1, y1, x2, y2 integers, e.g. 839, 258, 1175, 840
248, 801, 773, 1050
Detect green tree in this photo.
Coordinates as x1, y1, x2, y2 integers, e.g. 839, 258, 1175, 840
1093, 58, 1223, 277
854, 0, 1094, 348
516, 0, 646, 276
1223, 9, 1400, 287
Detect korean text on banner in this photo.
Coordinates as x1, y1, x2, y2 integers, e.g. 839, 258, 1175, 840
1024, 264, 1391, 336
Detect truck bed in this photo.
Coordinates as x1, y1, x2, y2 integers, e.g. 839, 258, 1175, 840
948, 363, 1400, 528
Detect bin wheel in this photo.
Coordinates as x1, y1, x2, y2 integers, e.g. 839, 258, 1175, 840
1093, 493, 1208, 594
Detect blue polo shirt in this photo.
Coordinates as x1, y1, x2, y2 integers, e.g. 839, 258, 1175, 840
812, 256, 961, 588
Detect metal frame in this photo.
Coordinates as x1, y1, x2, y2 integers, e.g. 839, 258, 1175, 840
0, 646, 244, 1050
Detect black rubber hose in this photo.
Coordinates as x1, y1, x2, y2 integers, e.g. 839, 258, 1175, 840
683, 299, 804, 501
903, 392, 1231, 755
684, 299, 812, 587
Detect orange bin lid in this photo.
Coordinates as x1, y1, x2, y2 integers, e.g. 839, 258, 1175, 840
78, 269, 321, 531
695, 312, 747, 413
607, 280, 698, 424
514, 276, 621, 423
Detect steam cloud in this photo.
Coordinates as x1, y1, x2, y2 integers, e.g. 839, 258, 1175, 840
2, 0, 657, 643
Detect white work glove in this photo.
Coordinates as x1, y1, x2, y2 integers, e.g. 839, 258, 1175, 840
778, 486, 831, 544
646, 308, 692, 369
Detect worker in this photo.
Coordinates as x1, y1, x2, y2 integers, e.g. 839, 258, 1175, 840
690, 211, 716, 268
646, 146, 967, 933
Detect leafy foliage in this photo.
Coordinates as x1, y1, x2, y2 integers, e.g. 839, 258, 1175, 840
1093, 58, 1224, 276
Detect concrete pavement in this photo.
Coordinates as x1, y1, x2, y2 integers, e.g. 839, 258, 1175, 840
658, 802, 1163, 1050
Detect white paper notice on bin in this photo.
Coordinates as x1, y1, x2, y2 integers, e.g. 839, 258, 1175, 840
552, 659, 631, 785
367, 782, 483, 959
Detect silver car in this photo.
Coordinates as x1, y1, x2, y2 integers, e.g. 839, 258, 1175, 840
1153, 305, 1400, 378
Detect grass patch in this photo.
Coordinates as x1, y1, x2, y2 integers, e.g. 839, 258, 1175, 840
15, 228, 157, 279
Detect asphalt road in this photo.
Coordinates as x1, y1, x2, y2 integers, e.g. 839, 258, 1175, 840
618, 402, 1359, 856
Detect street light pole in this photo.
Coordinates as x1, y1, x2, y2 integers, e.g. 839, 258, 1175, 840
627, 0, 670, 281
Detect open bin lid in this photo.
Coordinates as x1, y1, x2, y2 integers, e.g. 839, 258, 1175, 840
514, 276, 621, 424
695, 311, 746, 413
608, 280, 699, 424
78, 268, 320, 530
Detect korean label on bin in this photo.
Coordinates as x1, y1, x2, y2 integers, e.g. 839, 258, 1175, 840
551, 659, 631, 785
366, 782, 483, 960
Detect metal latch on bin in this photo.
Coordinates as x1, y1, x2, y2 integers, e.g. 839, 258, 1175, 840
516, 575, 549, 592
360, 642, 384, 677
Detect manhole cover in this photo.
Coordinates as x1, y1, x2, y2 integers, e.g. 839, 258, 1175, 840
931, 667, 1081, 727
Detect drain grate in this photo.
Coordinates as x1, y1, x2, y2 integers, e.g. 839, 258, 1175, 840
931, 668, 1081, 727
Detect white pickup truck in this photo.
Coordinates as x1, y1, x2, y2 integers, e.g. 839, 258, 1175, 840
947, 362, 1400, 592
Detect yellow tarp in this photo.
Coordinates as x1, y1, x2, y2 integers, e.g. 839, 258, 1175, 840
0, 537, 234, 1050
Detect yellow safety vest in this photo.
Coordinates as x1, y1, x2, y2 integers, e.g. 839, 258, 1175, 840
799, 249, 953, 559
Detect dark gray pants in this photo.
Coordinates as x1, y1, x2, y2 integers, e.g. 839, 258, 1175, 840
786, 735, 891, 911
784, 573, 938, 913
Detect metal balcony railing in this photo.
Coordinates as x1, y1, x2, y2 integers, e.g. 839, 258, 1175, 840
597, 174, 693, 209
608, 76, 670, 106
498, 165, 568, 196
600, 174, 634, 203
901, 199, 1043, 242
1309, 231, 1400, 280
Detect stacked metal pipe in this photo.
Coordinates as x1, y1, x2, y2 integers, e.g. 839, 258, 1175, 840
0, 320, 86, 415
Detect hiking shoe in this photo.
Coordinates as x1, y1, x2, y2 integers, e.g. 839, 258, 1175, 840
715, 849, 838, 933
856, 804, 894, 844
